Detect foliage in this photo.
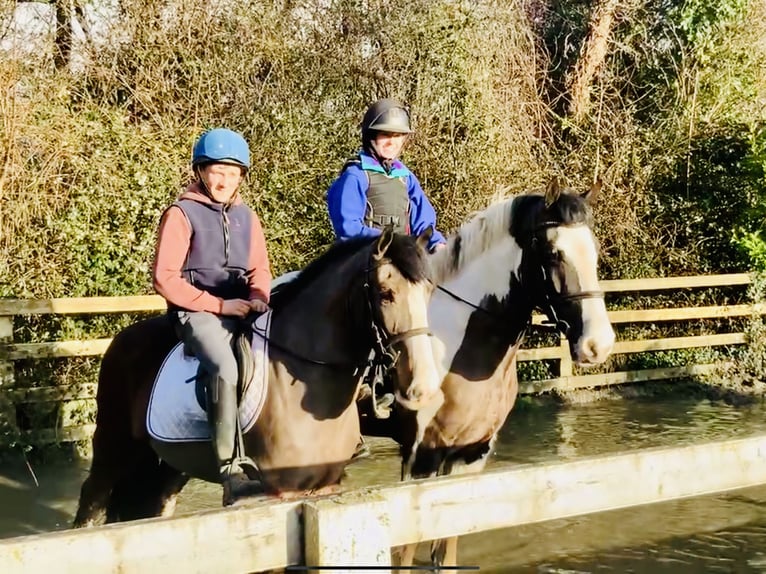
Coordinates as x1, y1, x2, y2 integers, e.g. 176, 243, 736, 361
707, 272, 766, 396
2, 0, 766, 448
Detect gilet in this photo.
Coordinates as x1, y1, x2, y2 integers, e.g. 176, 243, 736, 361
172, 198, 253, 309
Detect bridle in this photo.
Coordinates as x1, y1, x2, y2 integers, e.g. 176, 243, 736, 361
529, 221, 605, 336
252, 253, 431, 376
357, 259, 432, 388
436, 221, 604, 338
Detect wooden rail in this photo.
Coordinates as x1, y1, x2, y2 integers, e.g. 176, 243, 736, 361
2, 434, 766, 573
0, 273, 761, 446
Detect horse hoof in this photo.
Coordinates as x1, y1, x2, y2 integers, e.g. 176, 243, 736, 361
349, 440, 372, 463
222, 473, 265, 506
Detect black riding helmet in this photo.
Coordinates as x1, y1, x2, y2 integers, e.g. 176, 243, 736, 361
361, 98, 412, 156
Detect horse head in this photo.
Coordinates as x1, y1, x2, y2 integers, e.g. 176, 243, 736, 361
366, 226, 442, 410
516, 177, 614, 365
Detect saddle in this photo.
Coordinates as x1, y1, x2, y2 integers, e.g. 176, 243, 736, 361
184, 325, 257, 412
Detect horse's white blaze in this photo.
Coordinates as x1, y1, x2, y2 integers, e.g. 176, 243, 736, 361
554, 226, 615, 364
397, 281, 443, 408
430, 236, 521, 376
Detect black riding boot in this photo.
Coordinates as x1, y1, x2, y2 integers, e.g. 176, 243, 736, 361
206, 375, 262, 506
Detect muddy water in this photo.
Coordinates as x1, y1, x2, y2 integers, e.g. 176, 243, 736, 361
4, 395, 766, 572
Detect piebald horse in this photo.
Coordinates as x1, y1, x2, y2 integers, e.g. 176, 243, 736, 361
391, 179, 615, 570
73, 228, 442, 526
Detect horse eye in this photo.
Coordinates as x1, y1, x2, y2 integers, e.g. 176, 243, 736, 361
545, 250, 563, 263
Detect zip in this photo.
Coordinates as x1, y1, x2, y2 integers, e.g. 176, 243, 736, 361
222, 206, 231, 265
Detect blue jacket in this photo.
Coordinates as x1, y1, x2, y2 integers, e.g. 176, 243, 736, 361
326, 151, 447, 251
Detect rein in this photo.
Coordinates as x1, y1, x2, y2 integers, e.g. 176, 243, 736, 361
436, 220, 605, 337
251, 256, 431, 376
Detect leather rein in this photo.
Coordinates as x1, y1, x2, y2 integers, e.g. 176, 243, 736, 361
436, 222, 604, 338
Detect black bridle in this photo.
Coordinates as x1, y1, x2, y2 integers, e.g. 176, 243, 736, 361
252, 255, 431, 376
354, 260, 432, 393
531, 222, 604, 337
436, 222, 604, 338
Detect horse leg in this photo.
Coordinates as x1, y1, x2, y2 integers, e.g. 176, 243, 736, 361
430, 537, 459, 572
72, 427, 141, 528
155, 464, 190, 518
392, 543, 418, 574
106, 449, 187, 522
72, 462, 120, 528
427, 443, 495, 571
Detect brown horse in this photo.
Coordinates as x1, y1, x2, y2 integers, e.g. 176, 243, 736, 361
72, 227, 442, 527
385, 179, 616, 570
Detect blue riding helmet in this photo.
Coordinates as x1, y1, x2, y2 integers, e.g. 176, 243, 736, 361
192, 128, 251, 170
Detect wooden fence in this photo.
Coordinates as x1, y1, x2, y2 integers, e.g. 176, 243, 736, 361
2, 433, 766, 573
0, 273, 762, 447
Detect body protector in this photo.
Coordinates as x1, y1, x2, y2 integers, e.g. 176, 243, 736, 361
365, 171, 410, 234
341, 156, 410, 234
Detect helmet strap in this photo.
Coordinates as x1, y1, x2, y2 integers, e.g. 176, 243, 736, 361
370, 138, 406, 173
195, 165, 215, 201
195, 165, 240, 206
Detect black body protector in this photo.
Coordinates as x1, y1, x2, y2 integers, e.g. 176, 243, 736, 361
365, 171, 410, 234
343, 157, 411, 234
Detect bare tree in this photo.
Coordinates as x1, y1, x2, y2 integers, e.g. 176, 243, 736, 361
565, 0, 621, 122
51, 0, 90, 70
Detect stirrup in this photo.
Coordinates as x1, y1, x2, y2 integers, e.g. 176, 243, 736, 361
373, 392, 395, 419
231, 455, 262, 482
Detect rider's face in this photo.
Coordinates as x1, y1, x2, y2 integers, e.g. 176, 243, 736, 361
372, 131, 408, 161
200, 163, 245, 204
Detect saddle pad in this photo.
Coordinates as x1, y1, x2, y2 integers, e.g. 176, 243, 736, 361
146, 311, 272, 443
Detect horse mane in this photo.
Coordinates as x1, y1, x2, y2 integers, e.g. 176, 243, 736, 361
429, 197, 514, 283
430, 189, 593, 284
269, 236, 375, 310
269, 233, 430, 311
384, 233, 431, 284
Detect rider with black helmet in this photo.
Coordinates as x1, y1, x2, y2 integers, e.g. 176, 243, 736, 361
326, 98, 447, 252
326, 100, 447, 458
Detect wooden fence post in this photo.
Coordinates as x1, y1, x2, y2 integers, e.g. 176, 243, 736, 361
303, 491, 392, 573
0, 314, 19, 447
558, 334, 573, 379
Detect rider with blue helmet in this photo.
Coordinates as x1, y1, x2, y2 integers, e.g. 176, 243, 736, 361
153, 128, 272, 506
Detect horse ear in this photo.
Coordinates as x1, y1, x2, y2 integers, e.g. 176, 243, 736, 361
544, 177, 561, 208
582, 177, 602, 205
373, 224, 395, 260
416, 225, 434, 251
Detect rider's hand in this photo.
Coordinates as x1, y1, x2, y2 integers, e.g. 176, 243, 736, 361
249, 299, 269, 313
432, 242, 447, 253
221, 298, 252, 318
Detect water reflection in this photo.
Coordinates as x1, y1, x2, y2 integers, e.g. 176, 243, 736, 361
4, 395, 766, 573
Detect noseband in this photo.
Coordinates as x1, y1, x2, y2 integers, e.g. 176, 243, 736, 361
362, 259, 432, 375
530, 221, 604, 337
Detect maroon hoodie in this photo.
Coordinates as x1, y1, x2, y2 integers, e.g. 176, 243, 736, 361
152, 182, 271, 313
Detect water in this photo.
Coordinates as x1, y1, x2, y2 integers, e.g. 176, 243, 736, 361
4, 395, 766, 572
